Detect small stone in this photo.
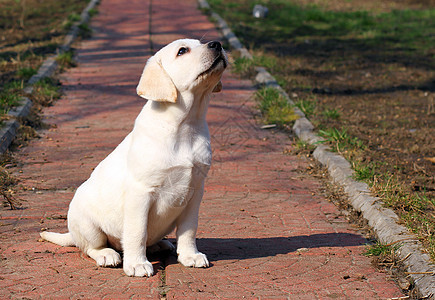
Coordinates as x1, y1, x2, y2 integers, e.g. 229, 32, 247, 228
397, 278, 411, 290
252, 5, 268, 18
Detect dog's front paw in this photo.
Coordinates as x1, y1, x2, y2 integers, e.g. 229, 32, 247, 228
178, 252, 209, 268
123, 259, 154, 277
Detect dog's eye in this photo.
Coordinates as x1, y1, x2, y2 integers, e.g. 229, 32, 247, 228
177, 47, 189, 56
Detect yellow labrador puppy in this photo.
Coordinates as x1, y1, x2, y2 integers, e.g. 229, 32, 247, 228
40, 39, 227, 277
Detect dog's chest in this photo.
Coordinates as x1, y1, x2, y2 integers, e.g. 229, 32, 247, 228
154, 162, 208, 210
157, 166, 193, 206
135, 123, 211, 210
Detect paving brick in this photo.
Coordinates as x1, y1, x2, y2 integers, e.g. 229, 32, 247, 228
0, 0, 406, 298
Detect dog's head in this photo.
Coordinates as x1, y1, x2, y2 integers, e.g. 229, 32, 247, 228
137, 39, 228, 103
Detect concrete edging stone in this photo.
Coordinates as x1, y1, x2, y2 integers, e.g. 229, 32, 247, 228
0, 0, 100, 154
198, 0, 435, 297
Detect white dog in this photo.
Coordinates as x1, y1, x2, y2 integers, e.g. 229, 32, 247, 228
40, 39, 227, 277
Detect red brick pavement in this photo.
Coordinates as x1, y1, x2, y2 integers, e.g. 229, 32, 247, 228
0, 0, 404, 298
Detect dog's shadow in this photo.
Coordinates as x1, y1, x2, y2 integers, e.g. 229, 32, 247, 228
160, 232, 367, 266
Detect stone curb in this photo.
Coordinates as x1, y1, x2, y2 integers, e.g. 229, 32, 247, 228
0, 0, 100, 154
198, 0, 435, 297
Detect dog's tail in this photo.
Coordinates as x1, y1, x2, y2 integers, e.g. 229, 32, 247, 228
40, 231, 75, 247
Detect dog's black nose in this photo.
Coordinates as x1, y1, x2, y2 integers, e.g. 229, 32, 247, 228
208, 41, 222, 51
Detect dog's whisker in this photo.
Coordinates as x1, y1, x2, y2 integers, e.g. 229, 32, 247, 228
199, 33, 208, 43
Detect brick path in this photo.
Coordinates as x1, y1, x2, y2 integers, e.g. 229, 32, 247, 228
0, 0, 404, 298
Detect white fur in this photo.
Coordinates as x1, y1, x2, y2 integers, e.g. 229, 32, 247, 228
40, 39, 227, 277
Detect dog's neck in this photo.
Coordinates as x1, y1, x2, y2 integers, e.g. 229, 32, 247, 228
179, 90, 212, 124
146, 90, 211, 129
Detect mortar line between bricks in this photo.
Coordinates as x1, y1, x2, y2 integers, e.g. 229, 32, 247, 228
158, 263, 169, 299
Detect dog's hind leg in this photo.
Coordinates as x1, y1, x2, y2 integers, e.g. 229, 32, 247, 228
69, 216, 121, 268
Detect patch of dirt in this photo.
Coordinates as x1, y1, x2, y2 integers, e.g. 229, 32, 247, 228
282, 48, 435, 196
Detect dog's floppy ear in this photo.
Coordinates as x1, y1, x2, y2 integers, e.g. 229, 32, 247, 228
212, 81, 222, 93
137, 57, 177, 103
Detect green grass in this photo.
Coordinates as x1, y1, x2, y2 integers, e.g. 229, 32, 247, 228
255, 87, 299, 127
68, 13, 81, 22
232, 54, 278, 77
370, 173, 435, 259
322, 108, 341, 120
16, 67, 37, 80
364, 241, 400, 257
0, 81, 24, 115
56, 50, 76, 70
0, 94, 22, 116
318, 127, 365, 152
88, 8, 99, 17
78, 23, 92, 38
353, 162, 376, 182
31, 78, 61, 107
318, 128, 349, 143
295, 97, 316, 117
292, 138, 316, 156
233, 56, 255, 76
62, 12, 82, 29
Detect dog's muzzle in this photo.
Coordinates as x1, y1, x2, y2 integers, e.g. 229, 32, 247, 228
196, 41, 227, 80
